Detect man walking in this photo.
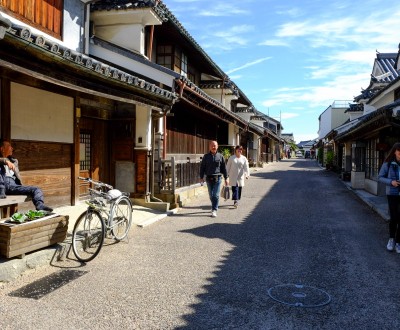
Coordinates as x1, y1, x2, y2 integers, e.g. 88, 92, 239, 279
199, 140, 228, 217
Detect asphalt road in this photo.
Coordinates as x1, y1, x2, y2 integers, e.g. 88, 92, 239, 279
0, 159, 399, 330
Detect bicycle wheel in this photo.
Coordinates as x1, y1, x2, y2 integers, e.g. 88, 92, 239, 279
109, 196, 133, 241
72, 209, 105, 262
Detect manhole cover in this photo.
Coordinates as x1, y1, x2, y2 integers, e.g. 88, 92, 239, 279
268, 284, 331, 307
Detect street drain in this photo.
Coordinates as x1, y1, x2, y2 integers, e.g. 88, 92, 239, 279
268, 284, 331, 307
8, 269, 88, 300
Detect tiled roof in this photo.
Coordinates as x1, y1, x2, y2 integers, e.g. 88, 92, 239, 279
91, 1, 225, 78
334, 108, 389, 141
372, 53, 399, 83
200, 80, 239, 97
355, 53, 400, 102
3, 20, 176, 101
91, 0, 159, 12
345, 103, 364, 112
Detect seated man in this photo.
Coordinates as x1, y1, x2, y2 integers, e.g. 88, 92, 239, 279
0, 139, 53, 212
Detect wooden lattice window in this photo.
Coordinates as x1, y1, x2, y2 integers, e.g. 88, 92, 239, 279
156, 45, 173, 70
80, 133, 91, 171
0, 0, 63, 39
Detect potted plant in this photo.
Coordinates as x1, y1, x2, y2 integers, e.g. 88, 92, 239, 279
325, 150, 334, 170
220, 147, 231, 162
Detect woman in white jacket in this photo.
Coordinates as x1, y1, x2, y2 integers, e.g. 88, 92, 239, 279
226, 145, 250, 208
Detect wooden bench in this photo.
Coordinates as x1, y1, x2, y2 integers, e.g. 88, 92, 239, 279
0, 214, 69, 258
0, 195, 29, 219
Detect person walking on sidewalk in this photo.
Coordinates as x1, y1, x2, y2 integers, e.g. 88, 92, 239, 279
199, 140, 228, 218
226, 145, 250, 208
378, 142, 400, 253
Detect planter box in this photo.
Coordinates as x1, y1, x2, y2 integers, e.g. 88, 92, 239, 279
0, 195, 29, 219
0, 215, 69, 258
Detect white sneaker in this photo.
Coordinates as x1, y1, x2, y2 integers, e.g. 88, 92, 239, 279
211, 210, 217, 218
234, 201, 238, 208
387, 238, 395, 251
396, 243, 400, 254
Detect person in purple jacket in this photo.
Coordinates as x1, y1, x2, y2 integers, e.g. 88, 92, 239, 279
378, 142, 400, 253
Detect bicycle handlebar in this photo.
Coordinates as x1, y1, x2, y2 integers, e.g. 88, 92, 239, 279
78, 177, 113, 190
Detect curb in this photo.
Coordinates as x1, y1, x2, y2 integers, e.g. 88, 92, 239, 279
0, 245, 62, 283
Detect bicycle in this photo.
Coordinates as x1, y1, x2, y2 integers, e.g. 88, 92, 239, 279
71, 177, 133, 262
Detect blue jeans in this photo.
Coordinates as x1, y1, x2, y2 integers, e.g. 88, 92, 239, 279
206, 176, 222, 211
4, 177, 45, 210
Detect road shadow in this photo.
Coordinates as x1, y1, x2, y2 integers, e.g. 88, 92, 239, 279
174, 160, 397, 329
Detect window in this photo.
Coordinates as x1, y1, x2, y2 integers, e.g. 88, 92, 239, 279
80, 133, 91, 171
180, 52, 187, 77
0, 0, 63, 39
156, 45, 173, 70
365, 139, 379, 179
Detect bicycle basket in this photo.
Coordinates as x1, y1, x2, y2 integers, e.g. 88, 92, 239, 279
106, 189, 122, 201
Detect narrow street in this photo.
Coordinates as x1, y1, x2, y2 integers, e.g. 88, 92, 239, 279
0, 159, 399, 329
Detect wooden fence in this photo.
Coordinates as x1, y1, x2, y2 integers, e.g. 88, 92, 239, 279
158, 157, 201, 193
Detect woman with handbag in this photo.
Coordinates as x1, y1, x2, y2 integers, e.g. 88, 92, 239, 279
226, 145, 250, 208
378, 142, 400, 252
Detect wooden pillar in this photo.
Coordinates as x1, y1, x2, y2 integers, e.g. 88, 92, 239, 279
134, 150, 148, 196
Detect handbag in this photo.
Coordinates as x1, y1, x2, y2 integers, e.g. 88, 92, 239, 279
220, 185, 230, 201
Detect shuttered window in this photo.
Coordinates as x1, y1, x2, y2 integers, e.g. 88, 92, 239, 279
0, 0, 63, 39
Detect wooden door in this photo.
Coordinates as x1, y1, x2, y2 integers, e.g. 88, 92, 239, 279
78, 117, 109, 200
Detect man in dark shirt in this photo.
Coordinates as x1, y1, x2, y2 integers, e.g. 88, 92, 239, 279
199, 140, 228, 218
0, 139, 53, 212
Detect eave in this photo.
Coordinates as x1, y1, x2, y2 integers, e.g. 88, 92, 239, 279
0, 18, 176, 108
175, 78, 250, 130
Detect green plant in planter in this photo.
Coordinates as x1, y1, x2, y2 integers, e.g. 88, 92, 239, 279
220, 147, 231, 161
326, 150, 334, 169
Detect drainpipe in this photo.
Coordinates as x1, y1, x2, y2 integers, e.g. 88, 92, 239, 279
220, 76, 225, 103
163, 112, 167, 159
147, 25, 154, 61
176, 79, 186, 97
147, 0, 161, 60
82, 0, 100, 54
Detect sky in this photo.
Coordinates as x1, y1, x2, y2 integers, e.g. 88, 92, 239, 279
162, 0, 400, 143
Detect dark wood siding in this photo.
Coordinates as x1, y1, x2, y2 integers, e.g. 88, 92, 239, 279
166, 103, 229, 156
12, 140, 72, 210
0, 0, 63, 39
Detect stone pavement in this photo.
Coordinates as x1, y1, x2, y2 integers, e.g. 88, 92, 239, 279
0, 164, 391, 283
342, 181, 389, 222
0, 201, 177, 282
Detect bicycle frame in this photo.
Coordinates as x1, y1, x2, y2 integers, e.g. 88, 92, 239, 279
72, 177, 133, 262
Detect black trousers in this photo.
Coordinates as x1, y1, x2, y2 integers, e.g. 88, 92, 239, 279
231, 184, 242, 201
387, 195, 400, 241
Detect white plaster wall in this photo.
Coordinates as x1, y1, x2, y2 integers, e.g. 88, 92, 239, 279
224, 94, 238, 111
95, 25, 144, 54
90, 44, 175, 87
135, 105, 152, 150
10, 83, 73, 143
228, 124, 239, 146
318, 107, 332, 139
363, 104, 376, 115
369, 91, 394, 110
202, 89, 223, 105
331, 107, 350, 130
